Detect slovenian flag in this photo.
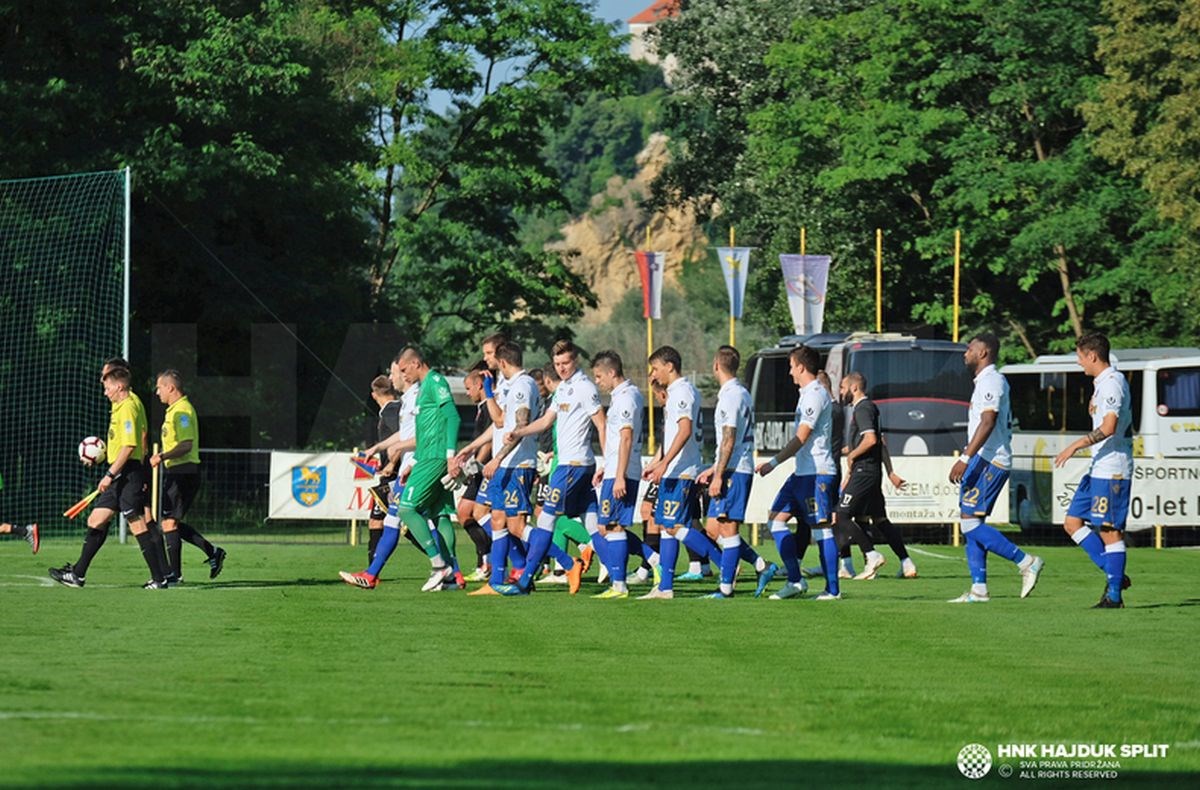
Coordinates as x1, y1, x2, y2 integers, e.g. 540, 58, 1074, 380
634, 250, 665, 320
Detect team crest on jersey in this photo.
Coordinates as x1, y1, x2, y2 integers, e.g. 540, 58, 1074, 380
180, 414, 191, 427
678, 400, 686, 409
124, 420, 133, 433
515, 390, 526, 402
985, 392, 994, 401
292, 466, 327, 507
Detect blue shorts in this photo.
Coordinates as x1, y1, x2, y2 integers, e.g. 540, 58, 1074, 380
489, 467, 536, 517
541, 464, 598, 519
769, 474, 836, 526
706, 471, 753, 522
654, 477, 698, 529
959, 457, 1008, 518
475, 475, 494, 508
1067, 474, 1131, 531
597, 477, 639, 527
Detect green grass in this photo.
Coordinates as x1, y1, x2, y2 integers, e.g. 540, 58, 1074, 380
2, 539, 1198, 788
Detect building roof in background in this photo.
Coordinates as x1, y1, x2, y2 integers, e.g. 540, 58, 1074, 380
628, 0, 679, 25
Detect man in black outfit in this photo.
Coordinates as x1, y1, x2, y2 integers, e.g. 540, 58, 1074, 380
836, 372, 917, 581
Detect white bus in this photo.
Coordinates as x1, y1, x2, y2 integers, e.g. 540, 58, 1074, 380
1002, 348, 1200, 528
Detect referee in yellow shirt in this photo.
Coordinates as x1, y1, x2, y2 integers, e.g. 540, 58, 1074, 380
50, 364, 170, 588
149, 370, 225, 582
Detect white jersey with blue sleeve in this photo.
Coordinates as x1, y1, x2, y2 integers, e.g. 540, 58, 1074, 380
714, 378, 755, 474
968, 364, 1012, 469
1089, 365, 1133, 478
664, 377, 702, 479
603, 379, 644, 480
553, 368, 601, 465
398, 382, 419, 473
793, 380, 835, 476
499, 371, 541, 469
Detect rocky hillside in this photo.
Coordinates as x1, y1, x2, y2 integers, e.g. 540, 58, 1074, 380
549, 133, 709, 324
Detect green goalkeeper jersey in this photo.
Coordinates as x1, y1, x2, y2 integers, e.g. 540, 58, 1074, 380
413, 369, 460, 462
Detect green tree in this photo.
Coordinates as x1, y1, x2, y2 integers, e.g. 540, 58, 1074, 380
1083, 0, 1200, 336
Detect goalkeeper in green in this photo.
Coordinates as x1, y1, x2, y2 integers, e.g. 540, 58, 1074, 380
340, 345, 460, 591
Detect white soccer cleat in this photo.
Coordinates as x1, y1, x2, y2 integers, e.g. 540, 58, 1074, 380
538, 573, 568, 585
628, 567, 651, 585
1020, 555, 1045, 599
597, 564, 610, 584
636, 586, 674, 600
854, 553, 887, 580
769, 580, 808, 600
814, 591, 842, 601
421, 566, 454, 592
948, 590, 990, 603
897, 560, 919, 579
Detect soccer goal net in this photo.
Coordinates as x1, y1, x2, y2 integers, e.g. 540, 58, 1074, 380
0, 169, 128, 538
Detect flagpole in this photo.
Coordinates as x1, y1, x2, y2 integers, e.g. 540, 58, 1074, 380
875, 228, 883, 332
645, 226, 656, 455
953, 229, 961, 343
799, 228, 807, 336
729, 227, 736, 346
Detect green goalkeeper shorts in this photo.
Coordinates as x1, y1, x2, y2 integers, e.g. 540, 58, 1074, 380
399, 460, 454, 516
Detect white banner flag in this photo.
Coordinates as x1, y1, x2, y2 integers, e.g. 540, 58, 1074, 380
716, 246, 751, 319
268, 451, 377, 520
779, 254, 831, 335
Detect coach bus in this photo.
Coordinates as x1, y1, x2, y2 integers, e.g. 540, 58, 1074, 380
1002, 348, 1200, 528
744, 332, 971, 455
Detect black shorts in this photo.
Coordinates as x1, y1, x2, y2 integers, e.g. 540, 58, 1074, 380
535, 475, 550, 507
369, 472, 397, 521
837, 468, 886, 521
94, 460, 148, 520
643, 481, 659, 505
161, 468, 201, 521
461, 471, 484, 504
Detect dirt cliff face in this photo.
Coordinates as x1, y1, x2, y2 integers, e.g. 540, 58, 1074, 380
550, 133, 709, 324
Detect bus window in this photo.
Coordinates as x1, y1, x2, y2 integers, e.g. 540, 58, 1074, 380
1159, 367, 1200, 416
754, 356, 798, 416
852, 348, 971, 402
1126, 371, 1143, 433
1010, 373, 1063, 431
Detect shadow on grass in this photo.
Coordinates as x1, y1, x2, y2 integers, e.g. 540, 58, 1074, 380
1138, 598, 1200, 609
44, 759, 1200, 789
194, 578, 347, 590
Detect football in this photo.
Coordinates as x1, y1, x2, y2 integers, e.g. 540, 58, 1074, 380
78, 436, 106, 465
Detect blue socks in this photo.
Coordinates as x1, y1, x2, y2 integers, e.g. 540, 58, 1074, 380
969, 522, 1026, 564
1104, 541, 1126, 603
608, 532, 629, 583
659, 534, 679, 591
488, 530, 509, 586
367, 526, 401, 577
817, 530, 839, 595
678, 526, 721, 565
1072, 526, 1107, 571
719, 536, 739, 592
770, 521, 802, 583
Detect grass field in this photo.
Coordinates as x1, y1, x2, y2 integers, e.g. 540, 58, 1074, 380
2, 538, 1198, 788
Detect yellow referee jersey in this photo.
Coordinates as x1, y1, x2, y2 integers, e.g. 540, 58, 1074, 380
107, 392, 148, 463
162, 396, 201, 467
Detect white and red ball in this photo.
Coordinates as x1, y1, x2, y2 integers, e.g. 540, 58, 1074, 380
78, 436, 106, 464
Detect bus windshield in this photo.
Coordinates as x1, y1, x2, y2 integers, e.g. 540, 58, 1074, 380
851, 348, 972, 402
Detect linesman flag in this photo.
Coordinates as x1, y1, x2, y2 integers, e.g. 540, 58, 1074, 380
716, 247, 751, 319
635, 250, 666, 319
779, 254, 831, 334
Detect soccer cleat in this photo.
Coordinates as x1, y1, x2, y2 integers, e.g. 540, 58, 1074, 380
494, 583, 529, 596
143, 580, 168, 590
1019, 555, 1045, 599
368, 482, 391, 511
593, 587, 628, 600
48, 565, 84, 588
753, 562, 779, 599
339, 570, 377, 589
208, 547, 227, 579
897, 561, 919, 579
800, 566, 823, 579
597, 564, 610, 584
637, 586, 674, 600
467, 583, 500, 596
539, 573, 568, 585
506, 568, 523, 584
1122, 574, 1132, 590
701, 564, 714, 578
1092, 595, 1125, 609
579, 545, 595, 573
628, 566, 650, 585
769, 581, 807, 600
838, 567, 854, 580
26, 524, 39, 554
854, 554, 887, 580
566, 560, 583, 595
676, 570, 704, 582
466, 566, 488, 583
948, 590, 990, 603
422, 566, 454, 592
814, 591, 842, 601
702, 590, 732, 599
652, 564, 662, 588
